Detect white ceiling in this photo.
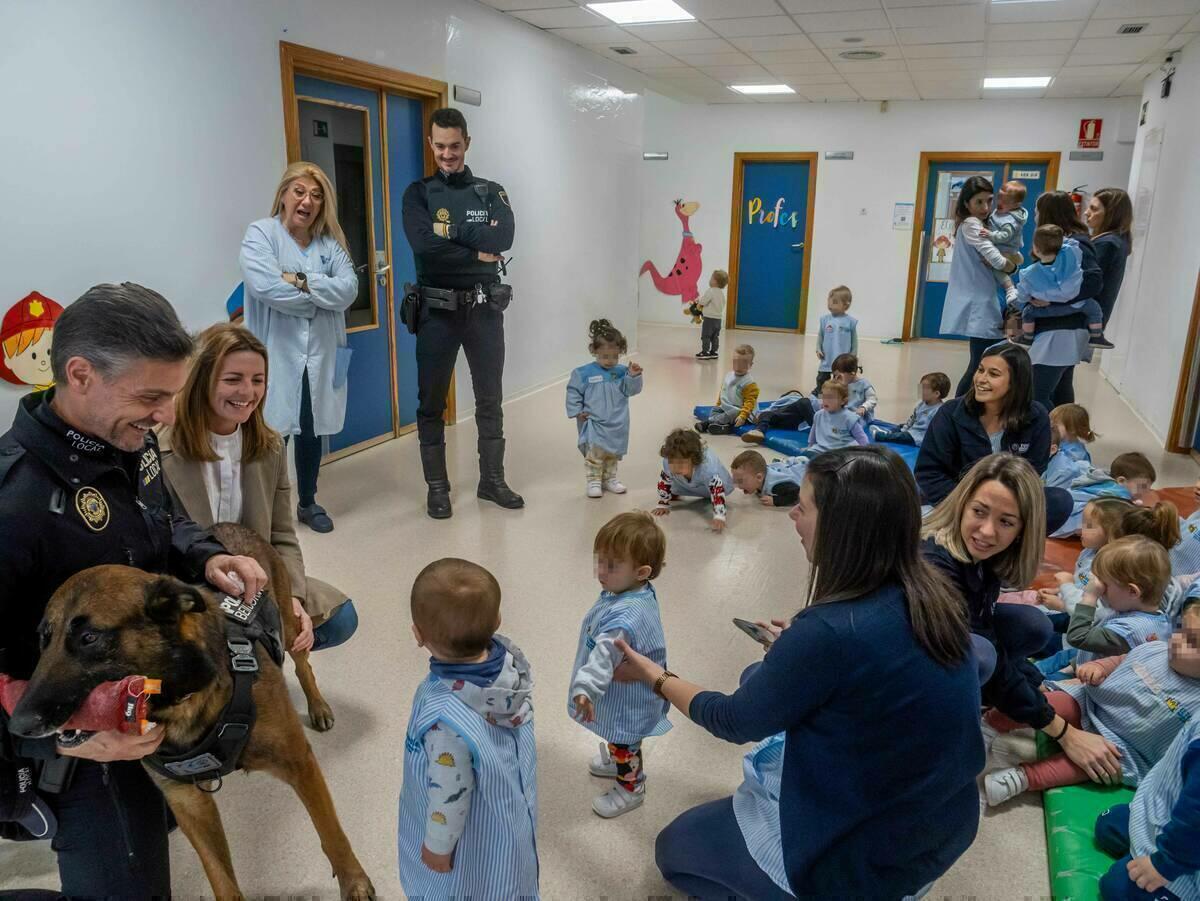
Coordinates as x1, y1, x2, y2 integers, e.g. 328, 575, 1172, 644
478, 0, 1199, 102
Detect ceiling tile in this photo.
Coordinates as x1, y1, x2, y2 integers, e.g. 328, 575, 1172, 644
674, 0, 786, 17
782, 72, 855, 84
1184, 13, 1200, 30
707, 16, 802, 37
730, 33, 819, 51
983, 62, 1058, 76
1110, 78, 1146, 95
855, 82, 921, 99
1164, 32, 1194, 48
676, 51, 756, 65
478, 0, 575, 10
985, 39, 1077, 56
1045, 77, 1123, 97
808, 29, 898, 48
834, 58, 911, 72
986, 20, 1086, 41
780, 0, 883, 11
916, 83, 983, 98
986, 0, 1099, 24
1073, 34, 1172, 57
1058, 62, 1138, 78
910, 71, 980, 84
904, 56, 983, 69
887, 3, 985, 28
544, 24, 631, 44
752, 93, 812, 101
902, 41, 984, 57
700, 65, 776, 80
627, 56, 695, 70
886, 0, 987, 7
791, 9, 892, 32
652, 37, 737, 53
984, 54, 1068, 68
798, 84, 863, 100
591, 45, 675, 63
1081, 14, 1192, 37
623, 21, 717, 41
509, 6, 609, 28
896, 23, 987, 44
842, 71, 914, 86
765, 60, 840, 74
1093, 0, 1200, 18
752, 48, 832, 62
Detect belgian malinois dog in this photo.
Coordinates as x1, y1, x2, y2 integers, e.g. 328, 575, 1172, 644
8, 523, 374, 899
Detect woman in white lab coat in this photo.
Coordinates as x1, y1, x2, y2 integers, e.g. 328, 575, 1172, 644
239, 162, 358, 533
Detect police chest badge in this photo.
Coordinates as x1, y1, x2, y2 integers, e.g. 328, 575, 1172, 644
435, 208, 450, 223
75, 487, 110, 532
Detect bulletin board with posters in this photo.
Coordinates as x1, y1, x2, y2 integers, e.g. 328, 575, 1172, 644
925, 170, 993, 283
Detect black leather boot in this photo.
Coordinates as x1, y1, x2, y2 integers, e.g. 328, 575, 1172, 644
419, 444, 452, 519
476, 438, 524, 509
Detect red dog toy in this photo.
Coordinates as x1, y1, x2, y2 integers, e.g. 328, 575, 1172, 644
0, 674, 161, 735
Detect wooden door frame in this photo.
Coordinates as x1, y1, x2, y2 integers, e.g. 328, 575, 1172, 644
726, 152, 819, 334
901, 151, 1061, 341
1167, 269, 1200, 454
279, 41, 455, 441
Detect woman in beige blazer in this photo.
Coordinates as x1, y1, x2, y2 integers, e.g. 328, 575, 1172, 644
160, 323, 358, 730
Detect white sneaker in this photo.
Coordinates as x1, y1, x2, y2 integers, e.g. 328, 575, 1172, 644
991, 732, 1038, 767
980, 718, 1000, 755
589, 743, 617, 778
602, 478, 627, 494
984, 767, 1029, 806
587, 481, 603, 498
592, 784, 645, 818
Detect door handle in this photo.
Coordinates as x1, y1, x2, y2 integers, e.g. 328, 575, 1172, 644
375, 264, 391, 275
791, 243, 804, 249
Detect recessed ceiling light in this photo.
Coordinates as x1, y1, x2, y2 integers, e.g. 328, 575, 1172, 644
730, 84, 795, 95
839, 50, 884, 60
586, 0, 694, 25
984, 76, 1052, 89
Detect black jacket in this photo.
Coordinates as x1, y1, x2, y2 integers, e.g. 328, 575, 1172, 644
922, 538, 1054, 729
0, 393, 225, 757
1092, 232, 1130, 322
401, 165, 515, 290
915, 397, 1051, 507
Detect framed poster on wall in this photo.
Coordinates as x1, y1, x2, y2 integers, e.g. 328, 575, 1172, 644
925, 169, 992, 283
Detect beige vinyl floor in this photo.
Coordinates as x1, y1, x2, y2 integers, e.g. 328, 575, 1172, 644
2, 323, 1197, 900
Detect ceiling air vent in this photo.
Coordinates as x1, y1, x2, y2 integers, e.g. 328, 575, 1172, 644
1117, 23, 1148, 34
839, 50, 884, 61
610, 46, 638, 54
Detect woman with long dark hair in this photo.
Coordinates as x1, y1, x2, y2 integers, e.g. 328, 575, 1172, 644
940, 176, 1019, 397
613, 447, 983, 900
1026, 191, 1105, 407
1085, 186, 1134, 341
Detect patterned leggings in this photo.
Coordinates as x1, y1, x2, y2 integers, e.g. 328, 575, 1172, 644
609, 742, 643, 791
585, 446, 619, 483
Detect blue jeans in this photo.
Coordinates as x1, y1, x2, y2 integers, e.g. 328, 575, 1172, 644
1095, 805, 1182, 901
312, 599, 358, 651
971, 633, 998, 684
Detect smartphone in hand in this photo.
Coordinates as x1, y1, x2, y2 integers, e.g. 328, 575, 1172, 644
732, 617, 777, 646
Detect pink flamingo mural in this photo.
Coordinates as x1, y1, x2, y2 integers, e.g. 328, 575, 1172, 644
641, 200, 703, 308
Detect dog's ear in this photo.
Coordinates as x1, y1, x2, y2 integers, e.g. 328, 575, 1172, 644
144, 577, 208, 624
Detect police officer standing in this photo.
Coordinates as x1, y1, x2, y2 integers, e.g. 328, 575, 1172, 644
402, 107, 522, 519
0, 284, 267, 895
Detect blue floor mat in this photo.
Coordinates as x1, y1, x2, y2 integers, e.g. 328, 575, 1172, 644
691, 405, 920, 469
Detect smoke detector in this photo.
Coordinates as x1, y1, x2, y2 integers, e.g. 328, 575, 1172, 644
839, 49, 884, 60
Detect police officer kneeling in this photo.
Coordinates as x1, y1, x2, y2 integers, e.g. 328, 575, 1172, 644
0, 284, 267, 895
402, 107, 522, 519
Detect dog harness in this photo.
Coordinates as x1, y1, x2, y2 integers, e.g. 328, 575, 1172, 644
145, 591, 284, 787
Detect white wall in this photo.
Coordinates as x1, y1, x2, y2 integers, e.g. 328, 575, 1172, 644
637, 92, 1138, 338
0, 0, 648, 426
1101, 38, 1200, 445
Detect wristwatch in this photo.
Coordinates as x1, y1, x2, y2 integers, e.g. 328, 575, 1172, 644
295, 272, 308, 292
653, 670, 678, 698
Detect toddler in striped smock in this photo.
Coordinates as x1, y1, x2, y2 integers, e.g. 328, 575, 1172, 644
398, 559, 538, 899
570, 512, 671, 819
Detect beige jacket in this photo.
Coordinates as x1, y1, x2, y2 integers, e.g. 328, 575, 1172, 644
159, 431, 345, 619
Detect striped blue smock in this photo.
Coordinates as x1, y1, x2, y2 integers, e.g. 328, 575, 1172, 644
568, 582, 671, 746
1076, 608, 1171, 666
1129, 716, 1200, 900
1060, 641, 1200, 786
1172, 509, 1200, 578
398, 665, 538, 899
732, 732, 795, 896
763, 457, 808, 495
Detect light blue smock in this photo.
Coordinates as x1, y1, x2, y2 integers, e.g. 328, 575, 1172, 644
940, 218, 1008, 340
240, 216, 358, 436
1044, 440, 1092, 490
1128, 717, 1200, 900
565, 361, 642, 457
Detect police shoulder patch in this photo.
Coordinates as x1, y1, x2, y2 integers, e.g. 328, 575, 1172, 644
497, 189, 510, 207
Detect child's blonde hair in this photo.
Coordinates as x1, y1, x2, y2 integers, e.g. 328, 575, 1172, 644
593, 511, 667, 580
1111, 451, 1156, 484
731, 449, 767, 476
661, 428, 705, 465
821, 380, 849, 402
711, 270, 729, 289
828, 285, 852, 307
1001, 180, 1027, 203
1091, 535, 1170, 605
1118, 501, 1182, 550
1050, 403, 1096, 443
1085, 497, 1135, 543
411, 558, 501, 658
734, 344, 755, 360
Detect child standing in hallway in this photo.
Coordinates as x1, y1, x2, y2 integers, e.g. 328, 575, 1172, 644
814, 286, 857, 395
695, 270, 727, 360
566, 319, 644, 498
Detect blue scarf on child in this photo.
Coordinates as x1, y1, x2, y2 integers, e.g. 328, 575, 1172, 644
429, 639, 507, 687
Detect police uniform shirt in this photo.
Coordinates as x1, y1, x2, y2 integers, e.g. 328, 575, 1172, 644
0, 392, 224, 693
401, 165, 515, 290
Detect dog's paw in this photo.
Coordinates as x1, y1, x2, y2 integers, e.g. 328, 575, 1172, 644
339, 872, 375, 900
308, 699, 335, 732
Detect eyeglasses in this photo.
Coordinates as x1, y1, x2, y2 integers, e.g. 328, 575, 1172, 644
290, 185, 324, 203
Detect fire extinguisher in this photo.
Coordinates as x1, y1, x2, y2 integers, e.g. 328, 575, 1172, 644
1070, 184, 1088, 219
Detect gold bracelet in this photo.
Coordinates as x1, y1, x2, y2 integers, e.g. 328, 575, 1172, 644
653, 670, 678, 698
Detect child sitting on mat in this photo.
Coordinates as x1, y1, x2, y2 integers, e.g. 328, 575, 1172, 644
1044, 403, 1097, 490
801, 380, 869, 458
696, 345, 757, 436
1053, 451, 1159, 538
871, 372, 949, 446
654, 428, 732, 532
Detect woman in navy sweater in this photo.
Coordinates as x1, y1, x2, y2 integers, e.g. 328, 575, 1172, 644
613, 447, 983, 899
1084, 187, 1134, 343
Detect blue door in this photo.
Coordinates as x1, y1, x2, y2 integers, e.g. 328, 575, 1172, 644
734, 160, 813, 331
916, 159, 1049, 339
295, 75, 393, 453
385, 93, 424, 432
